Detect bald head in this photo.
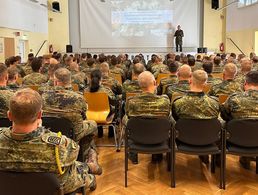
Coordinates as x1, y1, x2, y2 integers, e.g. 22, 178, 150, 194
240, 57, 252, 72
9, 88, 42, 125
192, 70, 208, 86
54, 68, 71, 86
100, 62, 110, 75
178, 65, 192, 80
70, 62, 79, 71
224, 63, 237, 79
133, 63, 144, 76
138, 71, 156, 92
50, 58, 58, 65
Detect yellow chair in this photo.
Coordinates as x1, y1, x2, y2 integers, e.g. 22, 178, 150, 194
111, 73, 122, 85
72, 84, 79, 92
203, 84, 211, 94
211, 73, 223, 79
171, 92, 184, 102
28, 85, 39, 91
156, 73, 171, 85
84, 92, 118, 150
219, 94, 229, 104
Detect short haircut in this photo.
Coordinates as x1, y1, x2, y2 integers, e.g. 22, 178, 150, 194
28, 53, 34, 58
31, 58, 42, 72
188, 56, 195, 66
138, 71, 155, 89
252, 56, 258, 63
54, 68, 71, 85
246, 71, 258, 85
175, 55, 180, 62
230, 53, 236, 59
133, 56, 141, 64
202, 61, 213, 74
48, 63, 61, 76
224, 63, 237, 78
133, 63, 144, 75
100, 62, 109, 74
167, 60, 179, 73
0, 63, 8, 81
196, 55, 202, 60
7, 67, 18, 80
213, 56, 221, 66
87, 58, 95, 67
9, 88, 42, 125
240, 57, 252, 72
192, 70, 208, 85
8, 56, 18, 65
178, 65, 192, 79
81, 53, 87, 59
99, 54, 107, 63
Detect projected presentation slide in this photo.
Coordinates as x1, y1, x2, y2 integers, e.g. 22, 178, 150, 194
111, 0, 173, 37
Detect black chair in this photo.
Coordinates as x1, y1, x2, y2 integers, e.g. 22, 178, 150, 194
42, 116, 75, 140
0, 171, 63, 195
42, 117, 86, 195
124, 117, 173, 187
174, 119, 225, 189
0, 118, 12, 127
225, 119, 258, 187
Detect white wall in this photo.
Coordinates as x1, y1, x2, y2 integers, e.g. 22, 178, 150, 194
0, 0, 48, 33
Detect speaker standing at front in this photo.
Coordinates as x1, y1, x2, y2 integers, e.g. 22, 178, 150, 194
174, 25, 184, 52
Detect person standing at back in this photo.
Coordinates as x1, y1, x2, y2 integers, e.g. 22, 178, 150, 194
174, 25, 184, 52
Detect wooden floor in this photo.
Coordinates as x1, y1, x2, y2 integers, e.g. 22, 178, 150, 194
83, 137, 258, 195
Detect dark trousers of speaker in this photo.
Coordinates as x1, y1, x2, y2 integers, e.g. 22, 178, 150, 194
176, 44, 182, 52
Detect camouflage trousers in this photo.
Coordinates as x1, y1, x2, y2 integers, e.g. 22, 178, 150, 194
59, 161, 95, 193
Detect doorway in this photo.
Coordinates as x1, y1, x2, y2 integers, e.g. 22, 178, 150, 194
18, 40, 26, 63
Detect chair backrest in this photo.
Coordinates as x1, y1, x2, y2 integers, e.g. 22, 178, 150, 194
211, 72, 223, 79
0, 171, 62, 195
111, 73, 122, 85
17, 77, 23, 85
28, 85, 39, 91
42, 117, 74, 139
203, 84, 211, 94
219, 94, 229, 104
83, 92, 110, 123
226, 119, 258, 147
0, 118, 12, 127
126, 117, 171, 145
171, 92, 184, 102
72, 83, 79, 92
156, 73, 171, 85
175, 119, 221, 145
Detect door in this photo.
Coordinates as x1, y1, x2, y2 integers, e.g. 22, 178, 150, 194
4, 37, 15, 59
18, 40, 26, 63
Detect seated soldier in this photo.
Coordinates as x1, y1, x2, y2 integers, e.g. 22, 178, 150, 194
157, 60, 179, 95
109, 55, 126, 82
0, 88, 96, 193
7, 56, 26, 78
7, 67, 20, 90
235, 57, 252, 85
85, 69, 117, 138
124, 71, 171, 164
165, 65, 191, 100
202, 61, 222, 86
23, 53, 34, 75
209, 63, 243, 97
172, 70, 220, 163
122, 63, 144, 100
213, 56, 223, 73
100, 62, 123, 96
221, 71, 258, 169
150, 55, 169, 78
70, 61, 88, 91
42, 68, 102, 175
0, 64, 14, 118
82, 58, 96, 78
22, 57, 48, 86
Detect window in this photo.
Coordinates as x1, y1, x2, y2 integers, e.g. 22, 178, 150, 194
238, 0, 258, 7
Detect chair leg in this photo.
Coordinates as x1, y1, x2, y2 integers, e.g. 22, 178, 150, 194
171, 150, 175, 188
167, 152, 171, 171
81, 186, 86, 195
256, 157, 258, 174
211, 155, 215, 173
111, 125, 119, 151
125, 146, 128, 187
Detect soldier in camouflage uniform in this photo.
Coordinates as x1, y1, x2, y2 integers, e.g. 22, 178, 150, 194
100, 62, 123, 97
213, 56, 223, 73
23, 53, 34, 75
172, 70, 220, 164
7, 67, 20, 91
109, 56, 126, 82
22, 58, 48, 86
221, 71, 258, 169
0, 64, 14, 118
202, 61, 222, 86
157, 60, 179, 95
82, 58, 96, 78
79, 53, 88, 70
235, 58, 252, 85
165, 65, 191, 100
122, 63, 144, 100
150, 55, 169, 78
174, 25, 184, 52
209, 63, 243, 97
0, 88, 96, 193
124, 71, 171, 163
41, 68, 102, 175
70, 62, 88, 91
7, 56, 26, 78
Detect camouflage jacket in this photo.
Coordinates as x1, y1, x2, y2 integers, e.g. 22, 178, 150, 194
221, 90, 258, 121
71, 71, 88, 91
209, 79, 243, 97
213, 65, 223, 73
23, 72, 48, 86
157, 75, 178, 95
101, 75, 122, 95
0, 86, 14, 118
207, 74, 223, 86
151, 64, 169, 78
122, 79, 142, 100
165, 80, 190, 100
172, 91, 219, 120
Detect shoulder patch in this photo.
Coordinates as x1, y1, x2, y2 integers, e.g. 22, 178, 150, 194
42, 133, 61, 146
